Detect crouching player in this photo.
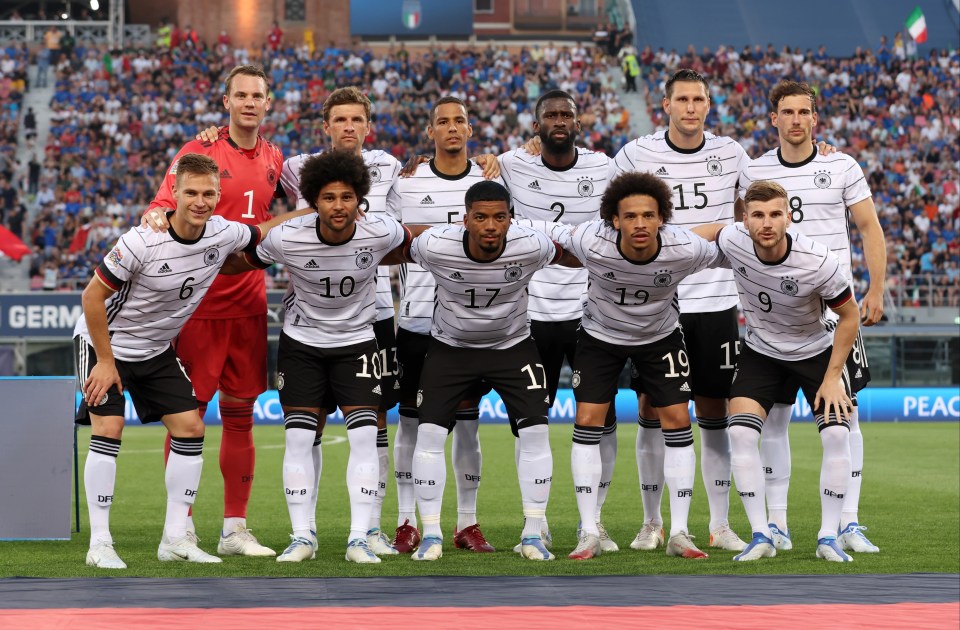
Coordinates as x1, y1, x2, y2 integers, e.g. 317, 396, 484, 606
695, 181, 858, 562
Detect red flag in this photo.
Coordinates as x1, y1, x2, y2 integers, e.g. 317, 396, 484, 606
69, 223, 92, 253
0, 224, 30, 262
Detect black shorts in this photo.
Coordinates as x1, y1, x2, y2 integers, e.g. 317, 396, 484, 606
732, 344, 852, 421
396, 327, 489, 409
373, 318, 401, 410
530, 318, 579, 404
773, 328, 872, 405
74, 339, 197, 425
416, 337, 549, 429
277, 333, 381, 409
631, 307, 739, 399
576, 328, 692, 408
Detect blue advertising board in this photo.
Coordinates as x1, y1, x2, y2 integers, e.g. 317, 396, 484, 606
350, 0, 474, 37
85, 387, 959, 426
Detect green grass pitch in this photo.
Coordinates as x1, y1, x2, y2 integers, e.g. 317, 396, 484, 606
3, 422, 958, 577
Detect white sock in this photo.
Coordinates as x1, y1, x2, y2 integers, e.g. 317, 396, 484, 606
308, 433, 322, 533
222, 517, 245, 536
85, 436, 120, 546
729, 417, 771, 537
818, 423, 851, 540
663, 427, 695, 537
165, 437, 204, 542
637, 416, 665, 526
517, 433, 550, 534
841, 408, 863, 528
370, 427, 389, 532
571, 424, 603, 537
517, 424, 552, 538
452, 413, 481, 530
698, 417, 732, 531
394, 412, 418, 528
413, 423, 448, 539
344, 410, 379, 542
282, 418, 316, 540
761, 402, 792, 530
596, 422, 617, 523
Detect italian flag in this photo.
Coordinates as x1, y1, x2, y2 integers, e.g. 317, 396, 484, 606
906, 7, 927, 43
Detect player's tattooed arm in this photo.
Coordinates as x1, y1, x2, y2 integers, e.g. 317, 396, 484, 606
80, 277, 123, 404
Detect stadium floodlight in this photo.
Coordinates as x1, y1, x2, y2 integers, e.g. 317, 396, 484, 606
91, 0, 100, 10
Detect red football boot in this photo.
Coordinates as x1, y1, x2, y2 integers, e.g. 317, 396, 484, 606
453, 524, 496, 552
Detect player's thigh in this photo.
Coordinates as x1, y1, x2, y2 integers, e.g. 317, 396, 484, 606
326, 339, 384, 410
219, 314, 268, 400
373, 317, 401, 410
128, 346, 200, 424
629, 328, 695, 409
483, 338, 550, 423
572, 330, 627, 404
791, 347, 852, 423
417, 339, 484, 428
729, 344, 789, 416
679, 307, 740, 399
276, 333, 330, 408
74, 337, 127, 427
396, 327, 430, 409
847, 328, 871, 395
173, 317, 230, 404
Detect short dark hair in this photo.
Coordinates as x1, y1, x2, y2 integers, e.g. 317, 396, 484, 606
535, 89, 577, 119
664, 68, 709, 99
744, 180, 788, 206
223, 64, 269, 95
298, 149, 371, 210
599, 172, 673, 226
464, 180, 510, 211
430, 96, 468, 125
768, 80, 817, 114
323, 86, 372, 122
174, 153, 219, 187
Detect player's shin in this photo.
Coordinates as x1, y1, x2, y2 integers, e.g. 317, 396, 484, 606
85, 435, 120, 545
761, 402, 793, 530
596, 420, 617, 522
344, 409, 379, 543
219, 400, 255, 525
164, 436, 204, 541
818, 422, 852, 540
662, 426, 696, 536
840, 406, 863, 528
394, 410, 419, 528
452, 409, 481, 530
637, 416, 665, 526
283, 411, 319, 538
412, 422, 448, 538
308, 432, 322, 533
370, 426, 389, 532
729, 417, 771, 536
517, 422, 552, 537
698, 416, 732, 530
571, 424, 603, 537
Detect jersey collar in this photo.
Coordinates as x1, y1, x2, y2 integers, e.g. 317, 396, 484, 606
429, 158, 472, 181
776, 147, 817, 168
616, 230, 662, 265
754, 232, 793, 265
664, 130, 705, 154
462, 230, 506, 263
316, 220, 357, 246
167, 211, 205, 244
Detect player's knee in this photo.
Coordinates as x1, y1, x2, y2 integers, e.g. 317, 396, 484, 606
656, 405, 690, 430
166, 411, 204, 438
91, 416, 124, 440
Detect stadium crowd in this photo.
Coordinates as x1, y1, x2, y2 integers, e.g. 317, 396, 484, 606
2, 30, 958, 307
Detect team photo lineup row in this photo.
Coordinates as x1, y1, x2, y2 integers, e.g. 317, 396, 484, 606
73, 64, 885, 569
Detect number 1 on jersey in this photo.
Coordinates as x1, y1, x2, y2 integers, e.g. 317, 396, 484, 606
241, 190, 255, 219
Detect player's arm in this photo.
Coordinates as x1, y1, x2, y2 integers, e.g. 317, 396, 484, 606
380, 224, 430, 264
219, 209, 312, 275
815, 289, 858, 423
472, 153, 500, 179
553, 243, 583, 268
691, 222, 726, 242
80, 276, 123, 404
195, 125, 222, 143
848, 197, 887, 326
521, 135, 542, 156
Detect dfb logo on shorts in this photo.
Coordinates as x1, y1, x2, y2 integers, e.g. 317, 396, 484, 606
277, 372, 285, 390
572, 370, 581, 388
416, 389, 423, 407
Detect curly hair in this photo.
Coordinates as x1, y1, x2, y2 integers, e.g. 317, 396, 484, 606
322, 86, 372, 122
298, 149, 371, 210
768, 80, 817, 114
599, 172, 673, 226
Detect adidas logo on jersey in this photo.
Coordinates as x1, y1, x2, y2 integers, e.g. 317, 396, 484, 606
220, 169, 233, 179
655, 166, 669, 176
679, 382, 691, 392
449, 271, 464, 280
158, 263, 172, 274
528, 180, 541, 190
737, 266, 748, 277
305, 259, 319, 269
420, 195, 435, 205
602, 271, 616, 280
372, 384, 382, 395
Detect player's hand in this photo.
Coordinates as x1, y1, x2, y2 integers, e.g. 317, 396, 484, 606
140, 209, 170, 232
860, 290, 884, 326
815, 139, 837, 155
196, 125, 221, 143
472, 153, 501, 179
84, 361, 123, 408
522, 136, 542, 156
400, 154, 429, 178
814, 377, 852, 424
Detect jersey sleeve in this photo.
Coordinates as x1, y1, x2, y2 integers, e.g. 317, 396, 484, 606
383, 215, 411, 254
816, 250, 853, 307
513, 218, 572, 245
280, 155, 310, 210
612, 143, 634, 175
497, 152, 514, 193
250, 224, 282, 268
408, 228, 434, 269
841, 157, 872, 207
688, 229, 726, 272
383, 162, 403, 220
224, 219, 261, 254
565, 221, 594, 264
532, 228, 562, 269
734, 142, 751, 187
96, 230, 145, 291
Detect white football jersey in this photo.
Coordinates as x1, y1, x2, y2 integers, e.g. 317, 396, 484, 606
409, 223, 560, 349
559, 221, 723, 345
394, 160, 505, 334
613, 130, 750, 313
499, 147, 616, 322
717, 224, 852, 361
74, 216, 258, 361
740, 148, 872, 285
253, 214, 409, 348
280, 149, 402, 321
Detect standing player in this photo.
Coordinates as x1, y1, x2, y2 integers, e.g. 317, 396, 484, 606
695, 180, 858, 563
76, 154, 286, 568
741, 81, 885, 554
391, 96, 506, 554
499, 89, 618, 551
146, 65, 284, 557
613, 69, 748, 552
225, 150, 413, 563
278, 87, 403, 555
407, 180, 571, 562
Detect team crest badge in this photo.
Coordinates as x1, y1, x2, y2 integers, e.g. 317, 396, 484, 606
356, 251, 374, 269
577, 178, 594, 197
814, 170, 832, 189
780, 277, 799, 296
267, 168, 277, 186
706, 156, 722, 176
369, 166, 382, 183
277, 372, 285, 390
654, 270, 673, 287
571, 371, 581, 388
504, 265, 523, 281
204, 248, 220, 266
